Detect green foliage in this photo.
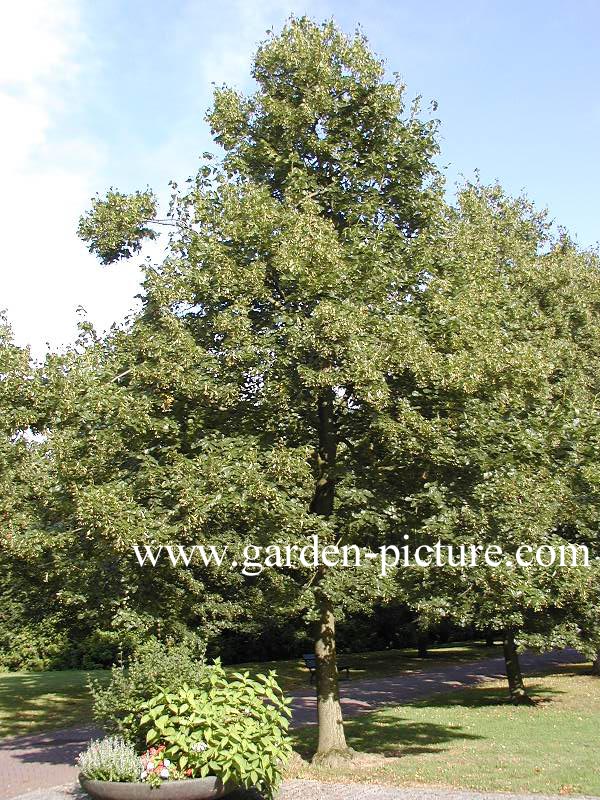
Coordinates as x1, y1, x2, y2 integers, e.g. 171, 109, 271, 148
78, 189, 157, 265
89, 638, 207, 745
139, 661, 291, 798
77, 736, 140, 782
2, 14, 600, 740
209, 16, 440, 234
0, 622, 71, 672
369, 181, 600, 653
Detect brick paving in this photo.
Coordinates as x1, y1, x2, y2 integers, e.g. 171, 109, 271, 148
0, 650, 587, 800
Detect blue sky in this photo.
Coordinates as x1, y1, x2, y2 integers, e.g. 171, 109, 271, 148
2, 0, 599, 356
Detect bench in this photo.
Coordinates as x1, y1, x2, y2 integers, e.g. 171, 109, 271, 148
303, 653, 351, 683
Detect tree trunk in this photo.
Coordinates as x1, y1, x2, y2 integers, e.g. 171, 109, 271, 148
416, 630, 429, 658
503, 629, 534, 704
485, 630, 495, 647
592, 652, 600, 676
314, 592, 348, 753
309, 390, 349, 758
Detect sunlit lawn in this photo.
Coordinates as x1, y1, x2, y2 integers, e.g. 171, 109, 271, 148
0, 641, 499, 739
0, 669, 110, 739
293, 663, 600, 796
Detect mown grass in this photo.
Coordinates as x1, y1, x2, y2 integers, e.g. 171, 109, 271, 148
0, 669, 110, 739
292, 663, 600, 796
0, 641, 498, 739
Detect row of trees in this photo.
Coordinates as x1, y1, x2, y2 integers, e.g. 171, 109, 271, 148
2, 17, 600, 761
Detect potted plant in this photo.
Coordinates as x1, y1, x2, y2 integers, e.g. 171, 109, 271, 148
77, 737, 229, 799
78, 662, 291, 800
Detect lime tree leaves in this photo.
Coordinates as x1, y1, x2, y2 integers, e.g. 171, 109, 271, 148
3, 14, 600, 733
78, 189, 157, 265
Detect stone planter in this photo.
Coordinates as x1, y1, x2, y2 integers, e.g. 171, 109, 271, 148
79, 774, 232, 800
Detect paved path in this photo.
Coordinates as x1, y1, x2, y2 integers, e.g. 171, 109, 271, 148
289, 649, 586, 726
10, 779, 600, 800
0, 649, 587, 800
0, 727, 101, 800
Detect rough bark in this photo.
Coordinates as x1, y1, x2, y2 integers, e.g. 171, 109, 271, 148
314, 592, 348, 754
309, 390, 349, 757
309, 391, 337, 519
592, 652, 600, 676
503, 629, 534, 704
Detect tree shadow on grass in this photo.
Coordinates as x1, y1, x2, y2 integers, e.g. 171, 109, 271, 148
292, 715, 482, 761
292, 679, 569, 762
408, 682, 563, 709
0, 671, 107, 740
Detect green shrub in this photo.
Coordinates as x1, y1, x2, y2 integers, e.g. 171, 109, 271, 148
78, 611, 155, 669
139, 661, 292, 799
89, 637, 206, 745
77, 736, 140, 782
0, 624, 71, 671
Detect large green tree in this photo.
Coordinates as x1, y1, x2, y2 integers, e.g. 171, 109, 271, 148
0, 318, 52, 668
74, 17, 441, 758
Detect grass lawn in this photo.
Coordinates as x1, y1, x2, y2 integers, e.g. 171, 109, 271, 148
292, 663, 600, 796
0, 641, 498, 739
0, 669, 110, 739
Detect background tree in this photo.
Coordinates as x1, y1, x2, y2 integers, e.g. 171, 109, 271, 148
0, 318, 52, 669
371, 184, 600, 702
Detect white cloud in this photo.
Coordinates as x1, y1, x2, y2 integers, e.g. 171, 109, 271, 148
0, 0, 81, 85
0, 0, 144, 359
0, 0, 318, 359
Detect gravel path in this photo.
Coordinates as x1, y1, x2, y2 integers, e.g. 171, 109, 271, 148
0, 649, 588, 800
280, 780, 600, 800
10, 779, 600, 800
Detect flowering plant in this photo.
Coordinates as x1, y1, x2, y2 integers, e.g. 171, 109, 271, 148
140, 745, 178, 786
138, 662, 291, 799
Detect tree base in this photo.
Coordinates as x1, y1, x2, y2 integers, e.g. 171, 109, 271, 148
310, 748, 388, 769
311, 747, 358, 768
509, 692, 536, 706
